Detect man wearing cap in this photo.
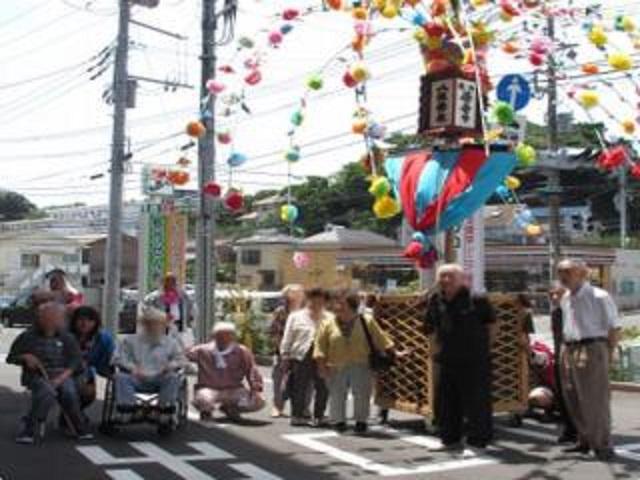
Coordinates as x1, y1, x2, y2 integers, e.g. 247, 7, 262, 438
113, 306, 186, 433
187, 322, 265, 422
556, 259, 620, 461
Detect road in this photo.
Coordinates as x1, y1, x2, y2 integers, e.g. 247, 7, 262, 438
1, 327, 640, 480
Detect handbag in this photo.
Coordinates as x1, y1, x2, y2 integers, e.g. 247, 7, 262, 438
359, 315, 394, 372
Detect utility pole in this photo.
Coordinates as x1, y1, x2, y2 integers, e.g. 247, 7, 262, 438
620, 167, 628, 248
546, 13, 562, 282
103, 0, 130, 334
196, 0, 217, 343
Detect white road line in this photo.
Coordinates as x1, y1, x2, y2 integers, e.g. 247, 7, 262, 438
230, 463, 284, 480
106, 469, 145, 480
283, 431, 496, 477
129, 442, 224, 480
616, 443, 640, 462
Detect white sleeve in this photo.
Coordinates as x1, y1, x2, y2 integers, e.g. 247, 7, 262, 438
279, 313, 295, 358
601, 293, 620, 330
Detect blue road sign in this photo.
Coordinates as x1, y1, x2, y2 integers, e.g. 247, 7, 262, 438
496, 74, 531, 111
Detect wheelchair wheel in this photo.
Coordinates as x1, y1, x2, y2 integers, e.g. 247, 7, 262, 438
100, 376, 118, 435
176, 378, 189, 429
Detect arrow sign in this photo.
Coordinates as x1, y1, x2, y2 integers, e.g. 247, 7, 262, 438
497, 74, 531, 111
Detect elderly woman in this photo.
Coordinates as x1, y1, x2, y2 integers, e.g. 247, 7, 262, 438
314, 290, 395, 434
187, 322, 264, 422
269, 284, 304, 418
113, 306, 186, 433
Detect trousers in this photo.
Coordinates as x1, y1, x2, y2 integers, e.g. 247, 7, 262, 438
26, 377, 86, 429
290, 352, 328, 419
560, 341, 612, 450
272, 355, 289, 411
437, 361, 493, 446
114, 372, 181, 408
327, 363, 372, 424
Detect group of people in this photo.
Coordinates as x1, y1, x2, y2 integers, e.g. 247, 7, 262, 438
6, 261, 622, 462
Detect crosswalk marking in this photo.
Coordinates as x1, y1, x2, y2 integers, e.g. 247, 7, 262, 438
106, 470, 145, 480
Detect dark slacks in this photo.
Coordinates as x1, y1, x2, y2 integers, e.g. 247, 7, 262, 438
553, 350, 577, 438
437, 360, 493, 447
290, 350, 328, 419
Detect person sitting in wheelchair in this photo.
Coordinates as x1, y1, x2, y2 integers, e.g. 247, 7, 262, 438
112, 306, 186, 433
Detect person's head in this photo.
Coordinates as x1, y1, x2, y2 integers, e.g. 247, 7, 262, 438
282, 284, 304, 310
163, 273, 178, 292
47, 269, 67, 291
70, 306, 101, 339
306, 287, 327, 314
211, 322, 236, 349
436, 263, 466, 299
517, 293, 532, 309
36, 301, 66, 334
332, 290, 360, 321
557, 259, 589, 292
138, 306, 168, 338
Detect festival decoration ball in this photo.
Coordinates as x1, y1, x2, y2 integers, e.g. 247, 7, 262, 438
368, 176, 391, 198
217, 130, 232, 144
622, 16, 636, 32
292, 251, 311, 270
505, 175, 521, 190
307, 74, 324, 91
290, 110, 304, 126
238, 36, 255, 49
224, 190, 244, 211
285, 146, 301, 162
372, 195, 400, 219
578, 90, 599, 109
352, 118, 368, 134
529, 52, 545, 66
412, 232, 427, 244
244, 69, 262, 86
280, 204, 299, 223
227, 152, 248, 168
608, 52, 633, 71
206, 79, 225, 95
515, 143, 537, 167
203, 181, 222, 198
631, 164, 640, 179
413, 28, 427, 44
282, 8, 299, 21
268, 31, 283, 46
350, 63, 369, 82
280, 24, 294, 35
168, 170, 189, 186
581, 63, 599, 75
325, 0, 341, 10
403, 240, 423, 259
367, 122, 387, 139
502, 41, 519, 54
412, 12, 426, 26
622, 119, 636, 135
588, 26, 608, 47
352, 7, 367, 20
186, 120, 206, 138
343, 70, 358, 88
381, 4, 399, 19
526, 224, 543, 237
597, 146, 627, 170
492, 101, 515, 126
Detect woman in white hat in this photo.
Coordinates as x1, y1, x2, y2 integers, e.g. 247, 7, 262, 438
187, 322, 265, 422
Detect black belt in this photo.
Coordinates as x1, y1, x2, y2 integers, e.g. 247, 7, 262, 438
564, 337, 607, 347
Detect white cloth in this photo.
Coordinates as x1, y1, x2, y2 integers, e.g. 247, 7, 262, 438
560, 283, 620, 342
213, 343, 236, 369
114, 333, 186, 377
280, 309, 332, 361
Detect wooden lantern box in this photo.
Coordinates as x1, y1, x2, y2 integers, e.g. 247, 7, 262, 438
374, 293, 529, 417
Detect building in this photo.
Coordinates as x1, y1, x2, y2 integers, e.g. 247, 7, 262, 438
281, 225, 413, 290
234, 229, 297, 290
82, 234, 138, 288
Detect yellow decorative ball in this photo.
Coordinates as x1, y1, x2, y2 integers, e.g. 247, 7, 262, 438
505, 176, 521, 190
352, 7, 367, 20
373, 195, 400, 219
608, 52, 633, 71
413, 28, 427, 44
350, 63, 369, 82
621, 16, 636, 32
588, 26, 608, 47
622, 119, 636, 135
578, 90, 599, 109
381, 4, 398, 18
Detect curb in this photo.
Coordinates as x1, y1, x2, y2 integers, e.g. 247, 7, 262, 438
611, 381, 640, 393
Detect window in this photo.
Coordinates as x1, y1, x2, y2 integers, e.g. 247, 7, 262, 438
260, 270, 276, 289
81, 248, 91, 265
62, 253, 79, 264
241, 249, 261, 266
20, 253, 40, 269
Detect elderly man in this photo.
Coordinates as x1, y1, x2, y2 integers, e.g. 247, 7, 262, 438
7, 302, 90, 443
187, 322, 264, 422
556, 259, 620, 461
113, 306, 186, 433
423, 264, 496, 450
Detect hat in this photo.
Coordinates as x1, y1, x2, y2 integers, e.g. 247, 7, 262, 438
139, 305, 168, 324
211, 321, 236, 335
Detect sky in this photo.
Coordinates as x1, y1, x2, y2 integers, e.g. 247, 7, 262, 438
1, 0, 640, 208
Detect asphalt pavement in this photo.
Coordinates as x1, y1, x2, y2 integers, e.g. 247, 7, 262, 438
1, 327, 640, 480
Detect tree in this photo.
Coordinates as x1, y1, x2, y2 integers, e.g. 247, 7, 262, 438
0, 190, 37, 221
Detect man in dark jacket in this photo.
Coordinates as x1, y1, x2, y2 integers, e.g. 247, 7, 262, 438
424, 264, 496, 450
7, 302, 90, 444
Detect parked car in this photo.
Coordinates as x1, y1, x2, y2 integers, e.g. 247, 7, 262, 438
1, 291, 37, 328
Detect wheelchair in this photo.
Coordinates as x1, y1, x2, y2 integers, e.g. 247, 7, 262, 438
99, 368, 189, 436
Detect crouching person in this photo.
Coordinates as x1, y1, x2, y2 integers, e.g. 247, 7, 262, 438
187, 322, 265, 422
113, 306, 186, 434
7, 302, 91, 444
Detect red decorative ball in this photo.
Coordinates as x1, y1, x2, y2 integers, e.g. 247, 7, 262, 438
403, 240, 423, 260
342, 71, 357, 88
203, 181, 222, 198
225, 190, 244, 211
529, 52, 545, 66
630, 164, 640, 179
597, 146, 627, 171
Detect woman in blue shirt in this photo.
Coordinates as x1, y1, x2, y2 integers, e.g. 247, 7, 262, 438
69, 306, 115, 408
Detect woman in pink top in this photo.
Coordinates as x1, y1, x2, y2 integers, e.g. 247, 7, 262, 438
187, 322, 264, 422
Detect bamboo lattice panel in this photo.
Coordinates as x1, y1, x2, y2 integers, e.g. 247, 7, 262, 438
374, 293, 529, 417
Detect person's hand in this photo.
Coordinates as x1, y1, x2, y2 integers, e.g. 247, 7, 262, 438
21, 354, 42, 371
549, 287, 566, 307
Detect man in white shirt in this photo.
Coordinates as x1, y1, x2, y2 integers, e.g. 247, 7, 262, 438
280, 287, 332, 426
557, 259, 620, 461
